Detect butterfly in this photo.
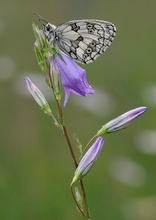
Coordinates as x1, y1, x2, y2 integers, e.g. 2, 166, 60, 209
34, 14, 116, 64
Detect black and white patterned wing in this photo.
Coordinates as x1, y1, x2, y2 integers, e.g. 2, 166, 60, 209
55, 19, 116, 64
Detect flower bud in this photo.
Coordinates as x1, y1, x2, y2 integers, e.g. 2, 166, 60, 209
24, 77, 52, 115
97, 106, 147, 135
72, 137, 104, 183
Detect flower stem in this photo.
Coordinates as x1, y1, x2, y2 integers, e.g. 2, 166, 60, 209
55, 99, 90, 219
62, 124, 78, 167
47, 67, 90, 219
80, 180, 90, 219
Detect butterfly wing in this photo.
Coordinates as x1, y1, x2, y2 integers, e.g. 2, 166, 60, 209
55, 19, 116, 64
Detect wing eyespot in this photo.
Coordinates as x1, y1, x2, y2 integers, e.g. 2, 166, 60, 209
86, 47, 92, 54
90, 41, 96, 47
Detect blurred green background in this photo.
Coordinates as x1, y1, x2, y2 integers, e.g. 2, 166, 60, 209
0, 0, 156, 219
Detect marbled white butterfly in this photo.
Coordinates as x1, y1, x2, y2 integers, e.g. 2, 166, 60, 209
35, 13, 116, 64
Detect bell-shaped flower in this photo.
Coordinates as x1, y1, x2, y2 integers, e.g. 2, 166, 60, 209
97, 106, 147, 135
72, 137, 104, 183
24, 77, 52, 115
53, 51, 95, 106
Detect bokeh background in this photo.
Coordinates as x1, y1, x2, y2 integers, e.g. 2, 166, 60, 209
0, 0, 156, 219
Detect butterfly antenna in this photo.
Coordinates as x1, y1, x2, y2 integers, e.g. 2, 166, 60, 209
33, 12, 48, 24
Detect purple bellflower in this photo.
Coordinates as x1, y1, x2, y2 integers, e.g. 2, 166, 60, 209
52, 51, 95, 106
72, 137, 104, 183
97, 106, 147, 135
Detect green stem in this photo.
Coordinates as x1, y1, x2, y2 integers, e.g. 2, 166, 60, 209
47, 65, 90, 219
62, 124, 78, 167
80, 180, 90, 219
55, 99, 91, 218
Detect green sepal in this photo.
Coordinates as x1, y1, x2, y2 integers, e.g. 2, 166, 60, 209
34, 45, 46, 72
97, 125, 107, 136
54, 91, 61, 101
42, 104, 52, 116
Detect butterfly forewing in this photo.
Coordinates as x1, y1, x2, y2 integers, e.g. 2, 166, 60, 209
45, 19, 116, 64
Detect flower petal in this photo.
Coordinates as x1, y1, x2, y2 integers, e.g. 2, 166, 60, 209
55, 52, 95, 106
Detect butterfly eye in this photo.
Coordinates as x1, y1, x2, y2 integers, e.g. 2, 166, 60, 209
55, 36, 59, 41
46, 26, 50, 31
45, 24, 51, 32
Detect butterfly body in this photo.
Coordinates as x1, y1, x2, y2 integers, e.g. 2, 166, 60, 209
44, 19, 116, 64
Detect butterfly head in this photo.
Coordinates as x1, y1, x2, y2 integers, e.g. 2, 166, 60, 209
44, 23, 56, 43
